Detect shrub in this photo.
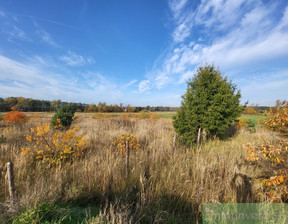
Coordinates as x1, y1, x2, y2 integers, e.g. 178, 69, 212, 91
173, 64, 243, 145
110, 134, 140, 155
236, 118, 248, 129
149, 112, 159, 120
265, 100, 288, 136
3, 111, 27, 124
138, 111, 150, 119
243, 138, 288, 202
243, 107, 258, 114
51, 105, 75, 129
22, 120, 87, 168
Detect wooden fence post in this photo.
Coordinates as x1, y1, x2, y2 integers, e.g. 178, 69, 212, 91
202, 128, 207, 142
197, 128, 201, 147
172, 132, 177, 157
126, 141, 130, 178
7, 162, 15, 200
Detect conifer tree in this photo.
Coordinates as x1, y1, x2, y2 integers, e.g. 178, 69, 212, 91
173, 64, 243, 145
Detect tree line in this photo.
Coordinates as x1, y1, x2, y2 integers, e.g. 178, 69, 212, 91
0, 97, 176, 112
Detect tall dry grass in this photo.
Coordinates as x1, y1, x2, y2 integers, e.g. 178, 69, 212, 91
0, 113, 281, 223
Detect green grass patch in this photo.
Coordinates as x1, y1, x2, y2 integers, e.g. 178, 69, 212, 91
12, 202, 100, 224
240, 114, 265, 122
156, 112, 176, 119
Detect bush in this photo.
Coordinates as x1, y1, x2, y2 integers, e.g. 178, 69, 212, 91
173, 64, 243, 145
3, 111, 27, 124
244, 138, 288, 202
22, 121, 87, 168
51, 105, 75, 129
265, 100, 288, 136
109, 134, 140, 155
243, 107, 258, 114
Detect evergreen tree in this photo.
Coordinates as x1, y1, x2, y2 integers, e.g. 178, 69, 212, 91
51, 105, 75, 129
173, 64, 243, 146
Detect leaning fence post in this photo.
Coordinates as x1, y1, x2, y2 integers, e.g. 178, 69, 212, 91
172, 132, 177, 157
197, 128, 201, 147
126, 141, 130, 178
7, 162, 15, 200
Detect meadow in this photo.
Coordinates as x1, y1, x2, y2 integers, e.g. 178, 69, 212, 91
0, 112, 285, 223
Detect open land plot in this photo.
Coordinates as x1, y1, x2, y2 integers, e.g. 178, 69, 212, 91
0, 112, 285, 223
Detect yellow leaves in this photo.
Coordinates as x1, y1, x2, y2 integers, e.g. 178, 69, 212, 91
265, 100, 288, 135
22, 122, 87, 168
244, 137, 288, 202
21, 148, 30, 155
110, 133, 141, 154
26, 135, 32, 142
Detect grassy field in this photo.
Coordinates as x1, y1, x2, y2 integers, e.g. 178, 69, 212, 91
0, 112, 284, 223
240, 114, 266, 122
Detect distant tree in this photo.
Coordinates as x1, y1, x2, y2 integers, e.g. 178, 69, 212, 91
87, 103, 97, 112
50, 99, 61, 111
243, 107, 258, 115
173, 64, 243, 146
51, 105, 75, 129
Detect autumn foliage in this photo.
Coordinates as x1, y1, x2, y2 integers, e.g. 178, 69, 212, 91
243, 138, 288, 202
243, 107, 258, 114
4, 111, 27, 124
244, 100, 288, 202
22, 119, 87, 168
265, 100, 288, 136
110, 134, 140, 155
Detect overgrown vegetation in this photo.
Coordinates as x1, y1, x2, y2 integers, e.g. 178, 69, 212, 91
1, 110, 285, 223
3, 111, 27, 125
243, 100, 288, 203
0, 98, 287, 223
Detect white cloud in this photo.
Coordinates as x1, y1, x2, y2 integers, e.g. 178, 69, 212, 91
179, 70, 195, 83
140, 0, 288, 106
37, 29, 60, 48
59, 51, 95, 66
138, 80, 151, 93
0, 54, 124, 104
124, 79, 137, 87
155, 73, 172, 89
169, 0, 188, 19
5, 25, 27, 41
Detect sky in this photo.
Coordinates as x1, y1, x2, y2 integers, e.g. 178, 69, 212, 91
0, 0, 287, 106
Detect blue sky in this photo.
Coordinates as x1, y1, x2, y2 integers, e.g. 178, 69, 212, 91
0, 0, 287, 106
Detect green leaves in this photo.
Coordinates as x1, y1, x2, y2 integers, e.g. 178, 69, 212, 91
173, 64, 243, 145
51, 105, 75, 129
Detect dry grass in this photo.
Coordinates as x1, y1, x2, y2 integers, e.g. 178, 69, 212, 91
0, 112, 281, 223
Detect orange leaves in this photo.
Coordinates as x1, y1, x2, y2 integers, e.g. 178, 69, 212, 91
3, 111, 27, 124
110, 134, 140, 154
265, 100, 288, 135
22, 122, 87, 168
244, 138, 288, 202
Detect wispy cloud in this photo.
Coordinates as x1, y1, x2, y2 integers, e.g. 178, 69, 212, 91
169, 0, 188, 19
4, 25, 27, 41
124, 79, 137, 87
0, 54, 124, 103
37, 29, 60, 48
5, 11, 81, 31
0, 11, 5, 17
140, 0, 288, 93
138, 80, 151, 93
59, 51, 95, 66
